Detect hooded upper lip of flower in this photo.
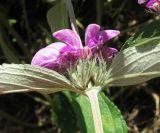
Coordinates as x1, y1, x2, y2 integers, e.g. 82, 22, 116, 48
31, 24, 120, 72
53, 24, 120, 50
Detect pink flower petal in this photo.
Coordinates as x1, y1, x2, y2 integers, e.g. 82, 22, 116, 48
146, 0, 160, 12
53, 29, 82, 49
85, 24, 101, 48
85, 24, 120, 49
59, 45, 80, 67
31, 42, 67, 70
60, 45, 77, 54
98, 30, 120, 43
138, 0, 147, 4
101, 47, 118, 62
146, 0, 157, 8
77, 46, 93, 60
31, 42, 81, 72
60, 50, 80, 66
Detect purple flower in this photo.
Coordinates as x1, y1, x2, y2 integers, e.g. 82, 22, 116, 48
146, 0, 160, 12
31, 24, 120, 72
138, 0, 160, 13
101, 47, 118, 62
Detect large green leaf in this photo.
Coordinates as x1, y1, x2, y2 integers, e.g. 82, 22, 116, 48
66, 92, 95, 133
50, 93, 78, 133
47, 0, 69, 32
99, 93, 128, 133
65, 92, 128, 133
0, 64, 74, 94
106, 43, 160, 86
121, 20, 160, 50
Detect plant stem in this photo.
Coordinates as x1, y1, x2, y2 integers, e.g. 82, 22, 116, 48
86, 87, 104, 133
96, 0, 102, 25
64, 0, 79, 34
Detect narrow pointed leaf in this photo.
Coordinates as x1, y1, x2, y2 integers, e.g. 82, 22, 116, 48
0, 64, 73, 94
106, 43, 160, 86
121, 20, 160, 50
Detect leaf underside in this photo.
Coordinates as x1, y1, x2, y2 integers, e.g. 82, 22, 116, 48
0, 64, 73, 94
106, 20, 160, 87
107, 43, 160, 86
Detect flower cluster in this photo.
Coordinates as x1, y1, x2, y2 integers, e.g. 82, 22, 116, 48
138, 0, 160, 13
31, 24, 120, 73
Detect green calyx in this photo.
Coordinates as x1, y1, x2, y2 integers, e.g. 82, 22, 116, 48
68, 59, 110, 92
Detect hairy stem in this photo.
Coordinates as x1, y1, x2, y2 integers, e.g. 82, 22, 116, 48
86, 87, 104, 133
64, 0, 79, 34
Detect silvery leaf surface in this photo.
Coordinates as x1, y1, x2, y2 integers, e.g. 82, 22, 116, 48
106, 43, 160, 86
0, 64, 74, 94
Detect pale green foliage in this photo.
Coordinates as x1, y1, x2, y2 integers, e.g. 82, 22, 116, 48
108, 20, 160, 87
0, 64, 74, 94
106, 43, 160, 86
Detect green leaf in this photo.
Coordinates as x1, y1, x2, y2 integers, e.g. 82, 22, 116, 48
121, 20, 160, 50
65, 92, 128, 133
0, 64, 74, 94
66, 92, 95, 133
106, 43, 160, 86
99, 93, 128, 133
50, 93, 78, 133
47, 0, 69, 32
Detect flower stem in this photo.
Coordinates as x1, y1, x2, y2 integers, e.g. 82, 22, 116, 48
86, 87, 104, 133
64, 0, 79, 34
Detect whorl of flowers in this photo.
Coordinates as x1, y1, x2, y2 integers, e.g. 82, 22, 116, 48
31, 24, 120, 73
